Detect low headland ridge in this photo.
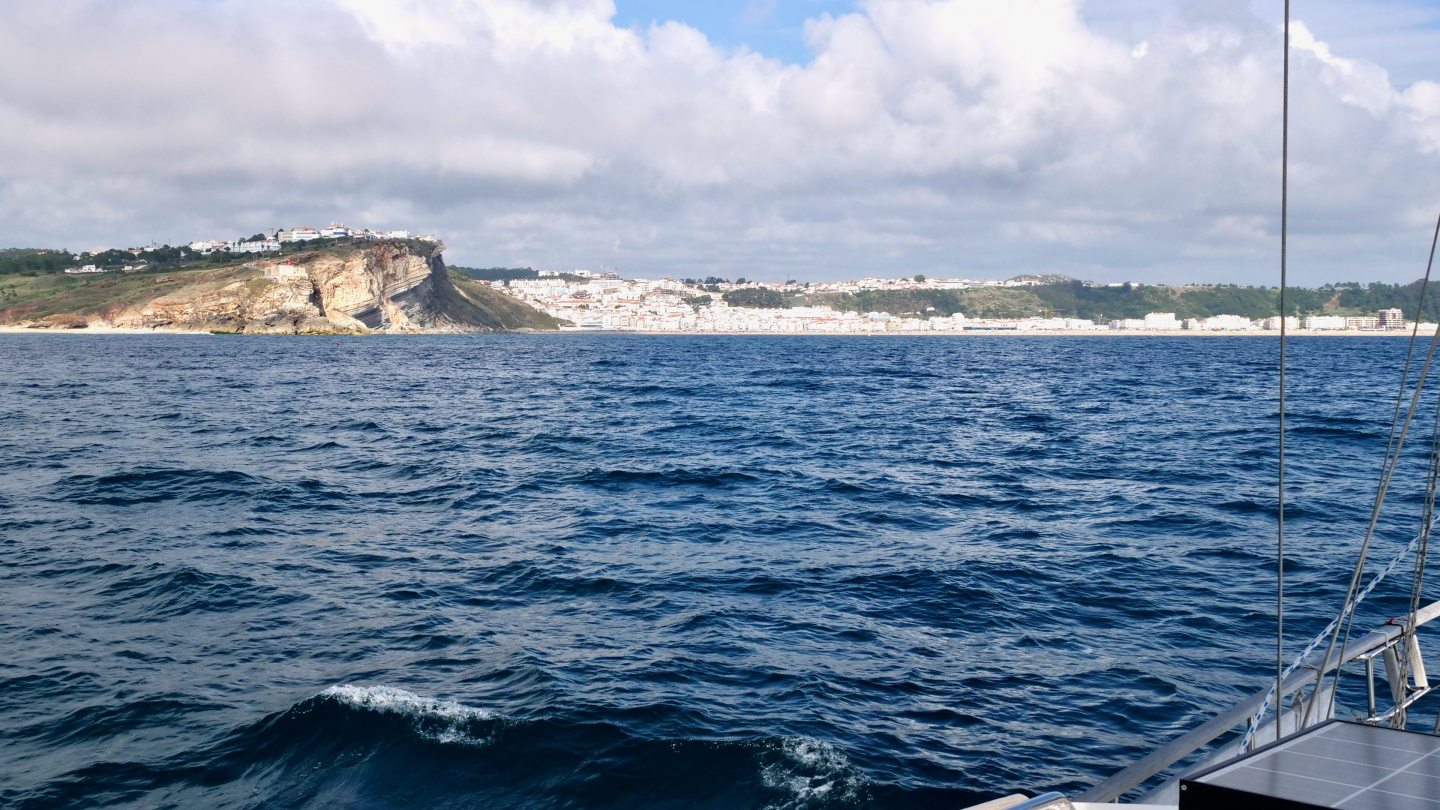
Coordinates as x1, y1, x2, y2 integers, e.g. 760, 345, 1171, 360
0, 240, 561, 334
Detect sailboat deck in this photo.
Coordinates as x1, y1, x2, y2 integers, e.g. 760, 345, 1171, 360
1181, 720, 1440, 809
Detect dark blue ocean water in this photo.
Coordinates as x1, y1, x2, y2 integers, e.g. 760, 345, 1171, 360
2, 334, 1438, 809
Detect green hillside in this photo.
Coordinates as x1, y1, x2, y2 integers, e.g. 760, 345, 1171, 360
446, 270, 566, 330
797, 279, 1440, 321
1, 265, 237, 321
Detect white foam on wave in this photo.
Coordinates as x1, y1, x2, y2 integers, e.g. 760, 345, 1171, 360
760, 737, 864, 808
319, 684, 497, 745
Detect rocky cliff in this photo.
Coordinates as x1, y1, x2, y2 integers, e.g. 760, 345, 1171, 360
3, 242, 560, 334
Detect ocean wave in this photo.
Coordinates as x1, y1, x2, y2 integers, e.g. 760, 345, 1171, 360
50, 468, 266, 506
95, 564, 298, 620
318, 684, 498, 746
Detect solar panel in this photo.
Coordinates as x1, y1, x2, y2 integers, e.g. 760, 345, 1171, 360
1180, 719, 1440, 810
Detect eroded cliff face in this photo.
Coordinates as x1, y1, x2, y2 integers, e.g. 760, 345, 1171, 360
306, 245, 456, 332
112, 276, 332, 333
108, 243, 480, 334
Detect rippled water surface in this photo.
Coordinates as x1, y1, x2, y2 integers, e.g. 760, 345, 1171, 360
3, 334, 1438, 809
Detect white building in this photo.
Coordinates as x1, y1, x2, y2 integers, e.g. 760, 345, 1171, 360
1202, 314, 1255, 331
1303, 315, 1347, 330
262, 262, 308, 281
1347, 316, 1380, 330
1109, 319, 1147, 330
1262, 316, 1300, 330
1379, 308, 1406, 329
229, 239, 281, 254
1144, 312, 1180, 330
277, 227, 320, 242
1025, 318, 1069, 331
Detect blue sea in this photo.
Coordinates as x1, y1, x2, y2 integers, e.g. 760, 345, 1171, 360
2, 334, 1437, 809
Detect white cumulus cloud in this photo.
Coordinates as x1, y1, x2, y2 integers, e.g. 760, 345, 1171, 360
0, 0, 1437, 283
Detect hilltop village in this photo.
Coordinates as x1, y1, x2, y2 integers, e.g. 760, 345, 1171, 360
58, 223, 438, 274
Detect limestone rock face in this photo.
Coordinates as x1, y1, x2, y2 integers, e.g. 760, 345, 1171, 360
104, 243, 478, 334
113, 278, 321, 331
306, 245, 452, 332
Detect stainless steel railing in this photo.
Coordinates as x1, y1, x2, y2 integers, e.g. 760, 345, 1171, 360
1077, 599, 1440, 803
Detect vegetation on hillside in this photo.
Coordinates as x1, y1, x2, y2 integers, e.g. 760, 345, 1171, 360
0, 264, 247, 322
722, 287, 789, 309
446, 270, 566, 330
0, 249, 80, 276
1329, 281, 1440, 321
451, 266, 596, 284
452, 266, 540, 282
806, 288, 1045, 319
789, 280, 1440, 321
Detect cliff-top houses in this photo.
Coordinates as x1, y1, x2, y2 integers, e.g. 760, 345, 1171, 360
185, 223, 438, 256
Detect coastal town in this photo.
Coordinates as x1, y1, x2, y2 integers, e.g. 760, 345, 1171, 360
491, 272, 1435, 334
21, 225, 1438, 335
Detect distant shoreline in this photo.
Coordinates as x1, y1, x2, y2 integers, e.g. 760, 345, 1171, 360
547, 328, 1426, 337
1, 325, 1427, 338
0, 325, 214, 335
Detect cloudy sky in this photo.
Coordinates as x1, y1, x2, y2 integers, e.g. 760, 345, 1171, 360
2, 0, 1439, 284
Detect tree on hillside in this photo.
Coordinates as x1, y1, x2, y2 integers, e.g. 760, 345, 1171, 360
453, 266, 538, 282
0, 249, 77, 276
722, 287, 787, 309
1026, 280, 1335, 320
1333, 281, 1440, 321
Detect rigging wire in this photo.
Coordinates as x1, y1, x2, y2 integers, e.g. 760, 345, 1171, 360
1305, 211, 1440, 729
1402, 381, 1440, 728
1239, 521, 1431, 752
1276, 0, 1290, 741
1389, 358, 1440, 728
1319, 211, 1440, 727
1248, 0, 1302, 750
